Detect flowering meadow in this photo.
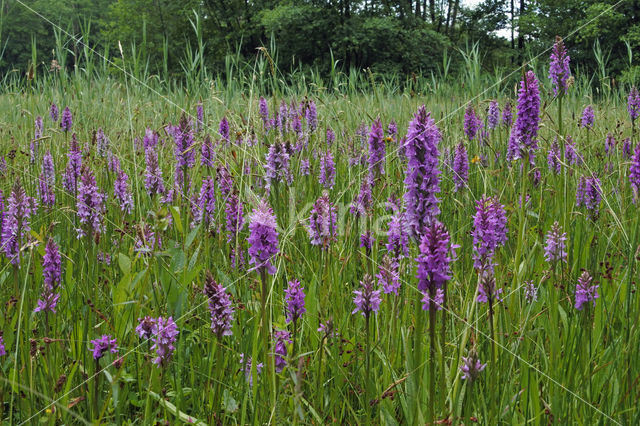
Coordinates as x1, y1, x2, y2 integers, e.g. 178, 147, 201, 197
1, 38, 640, 424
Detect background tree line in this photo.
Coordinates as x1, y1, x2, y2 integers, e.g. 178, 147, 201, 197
0, 0, 638, 84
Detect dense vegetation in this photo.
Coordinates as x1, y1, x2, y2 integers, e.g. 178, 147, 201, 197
0, 27, 639, 424
1, 0, 639, 83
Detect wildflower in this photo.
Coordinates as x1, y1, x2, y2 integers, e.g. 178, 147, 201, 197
460, 348, 486, 382
38, 173, 55, 208
623, 138, 632, 159
90, 335, 118, 360
502, 101, 513, 127
239, 353, 263, 387
576, 175, 602, 219
151, 316, 179, 367
416, 221, 457, 310
0, 334, 5, 356
273, 330, 291, 373
62, 135, 82, 193
60, 107, 72, 132
217, 165, 234, 197
114, 170, 133, 214
204, 273, 235, 338
201, 134, 215, 167
580, 106, 595, 129
136, 316, 156, 340
2, 183, 38, 266
305, 100, 318, 132
319, 150, 336, 189
547, 140, 562, 174
170, 118, 196, 169
464, 104, 482, 141
565, 136, 578, 165
549, 36, 571, 96
514, 71, 541, 159
326, 128, 335, 145
247, 201, 279, 275
225, 191, 244, 242
196, 104, 204, 133
134, 224, 161, 256
259, 97, 269, 126
317, 320, 335, 338
193, 176, 216, 228
630, 143, 640, 200
277, 101, 288, 132
385, 194, 402, 213
96, 128, 110, 157
377, 254, 400, 295
76, 169, 106, 238
308, 192, 337, 249
352, 274, 382, 317
143, 128, 158, 150
50, 103, 59, 122
602, 134, 614, 157
300, 158, 310, 176
108, 155, 121, 173
31, 116, 43, 163
219, 116, 230, 144
144, 147, 165, 197
575, 271, 598, 310
284, 279, 306, 324
404, 105, 442, 238
544, 221, 567, 264
488, 100, 500, 130
477, 271, 503, 304
265, 142, 293, 188
524, 280, 538, 303
350, 179, 372, 218
360, 231, 375, 252
34, 239, 62, 314
453, 142, 469, 191
386, 211, 409, 258
472, 196, 508, 273
387, 120, 398, 141
42, 151, 55, 186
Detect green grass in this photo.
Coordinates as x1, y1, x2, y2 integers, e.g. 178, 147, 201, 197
0, 61, 638, 425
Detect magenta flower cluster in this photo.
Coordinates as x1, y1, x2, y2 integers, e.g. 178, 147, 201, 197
151, 316, 179, 367
248, 201, 279, 275
284, 279, 306, 324
90, 335, 118, 360
544, 221, 567, 264
308, 192, 337, 249
34, 238, 62, 314
403, 105, 441, 238
575, 271, 598, 310
513, 71, 541, 160
416, 221, 457, 310
471, 196, 508, 273
549, 36, 571, 96
204, 274, 235, 338
352, 274, 382, 317
452, 142, 469, 192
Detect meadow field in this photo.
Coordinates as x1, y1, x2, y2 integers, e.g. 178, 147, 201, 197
0, 40, 639, 425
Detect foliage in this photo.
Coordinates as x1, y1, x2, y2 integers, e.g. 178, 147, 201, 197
0, 0, 637, 83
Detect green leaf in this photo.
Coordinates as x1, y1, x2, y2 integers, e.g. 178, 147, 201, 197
169, 248, 186, 273
223, 389, 238, 413
148, 391, 206, 425
170, 206, 184, 235
185, 225, 199, 249
118, 253, 131, 276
